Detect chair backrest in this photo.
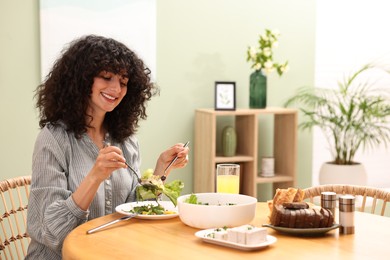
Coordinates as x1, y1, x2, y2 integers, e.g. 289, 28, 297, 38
0, 176, 31, 260
303, 184, 390, 216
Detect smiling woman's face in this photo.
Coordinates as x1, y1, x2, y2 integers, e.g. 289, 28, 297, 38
88, 71, 129, 117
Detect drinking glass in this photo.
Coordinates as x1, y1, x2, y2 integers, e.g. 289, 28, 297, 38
216, 164, 240, 194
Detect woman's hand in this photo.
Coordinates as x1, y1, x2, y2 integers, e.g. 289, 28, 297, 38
72, 145, 128, 210
154, 143, 190, 177
90, 146, 127, 182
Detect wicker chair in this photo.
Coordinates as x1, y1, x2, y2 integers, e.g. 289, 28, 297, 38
0, 176, 31, 260
303, 184, 390, 216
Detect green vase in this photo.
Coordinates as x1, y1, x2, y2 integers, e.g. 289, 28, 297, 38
249, 70, 267, 108
222, 126, 237, 157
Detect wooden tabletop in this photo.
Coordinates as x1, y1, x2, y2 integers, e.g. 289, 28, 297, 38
63, 203, 390, 259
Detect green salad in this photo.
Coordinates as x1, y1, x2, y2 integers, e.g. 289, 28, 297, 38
130, 204, 176, 215
184, 194, 208, 205
184, 194, 236, 206
136, 169, 184, 207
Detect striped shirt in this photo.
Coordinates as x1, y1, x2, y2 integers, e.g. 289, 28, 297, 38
26, 123, 141, 259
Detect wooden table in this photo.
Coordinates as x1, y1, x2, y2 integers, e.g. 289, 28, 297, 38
63, 203, 390, 259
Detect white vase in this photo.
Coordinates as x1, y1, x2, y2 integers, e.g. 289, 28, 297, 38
319, 162, 367, 186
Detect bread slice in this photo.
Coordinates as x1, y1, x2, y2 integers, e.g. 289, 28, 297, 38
293, 189, 305, 202
272, 188, 305, 207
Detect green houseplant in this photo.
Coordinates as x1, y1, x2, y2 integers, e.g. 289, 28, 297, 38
246, 29, 289, 108
246, 29, 289, 75
285, 63, 390, 184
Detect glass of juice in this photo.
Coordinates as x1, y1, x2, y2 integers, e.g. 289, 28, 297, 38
216, 164, 240, 194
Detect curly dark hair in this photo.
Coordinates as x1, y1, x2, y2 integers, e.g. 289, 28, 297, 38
35, 35, 158, 142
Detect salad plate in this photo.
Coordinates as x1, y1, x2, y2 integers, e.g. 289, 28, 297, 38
262, 223, 340, 235
195, 229, 277, 251
115, 201, 179, 220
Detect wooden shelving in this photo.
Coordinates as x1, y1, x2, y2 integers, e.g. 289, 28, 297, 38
193, 108, 297, 198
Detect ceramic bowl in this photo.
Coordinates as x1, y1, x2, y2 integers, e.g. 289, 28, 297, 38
177, 193, 257, 229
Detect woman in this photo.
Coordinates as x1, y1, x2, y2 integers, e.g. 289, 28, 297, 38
26, 35, 189, 259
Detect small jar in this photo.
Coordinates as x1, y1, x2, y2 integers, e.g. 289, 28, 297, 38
339, 195, 355, 234
261, 157, 275, 177
321, 191, 336, 221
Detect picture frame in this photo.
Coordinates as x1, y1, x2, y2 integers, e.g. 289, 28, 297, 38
215, 81, 236, 110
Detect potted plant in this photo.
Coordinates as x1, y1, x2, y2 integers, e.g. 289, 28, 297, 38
285, 63, 390, 185
246, 29, 289, 108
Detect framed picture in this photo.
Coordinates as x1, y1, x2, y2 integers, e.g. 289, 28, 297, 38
215, 81, 236, 110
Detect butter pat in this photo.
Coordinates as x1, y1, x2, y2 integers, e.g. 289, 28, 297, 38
245, 226, 267, 245
234, 227, 247, 244
227, 228, 238, 243
213, 228, 228, 240
226, 225, 267, 245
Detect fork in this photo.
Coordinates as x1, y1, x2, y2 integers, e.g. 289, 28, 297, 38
86, 214, 137, 234
103, 133, 141, 183
164, 141, 190, 173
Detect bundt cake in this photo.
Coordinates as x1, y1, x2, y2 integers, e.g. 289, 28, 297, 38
270, 202, 334, 228
268, 188, 334, 228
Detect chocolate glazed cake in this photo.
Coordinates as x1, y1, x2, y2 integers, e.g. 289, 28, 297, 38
270, 202, 334, 228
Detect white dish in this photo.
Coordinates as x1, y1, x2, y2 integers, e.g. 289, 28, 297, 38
262, 223, 340, 235
115, 201, 179, 220
195, 229, 277, 251
177, 193, 257, 229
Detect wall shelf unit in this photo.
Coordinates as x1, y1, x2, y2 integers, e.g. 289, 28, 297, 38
193, 108, 297, 198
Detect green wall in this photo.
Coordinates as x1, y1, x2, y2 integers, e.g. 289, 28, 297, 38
0, 0, 41, 178
0, 0, 314, 201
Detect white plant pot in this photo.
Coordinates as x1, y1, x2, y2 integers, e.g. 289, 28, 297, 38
319, 162, 367, 186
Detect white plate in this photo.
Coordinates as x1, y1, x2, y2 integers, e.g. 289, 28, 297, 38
195, 229, 277, 251
115, 201, 179, 220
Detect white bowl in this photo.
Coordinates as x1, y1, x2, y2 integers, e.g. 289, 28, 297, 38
177, 193, 257, 229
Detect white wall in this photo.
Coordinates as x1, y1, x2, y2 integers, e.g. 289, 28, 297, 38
313, 0, 390, 187
40, 0, 156, 81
